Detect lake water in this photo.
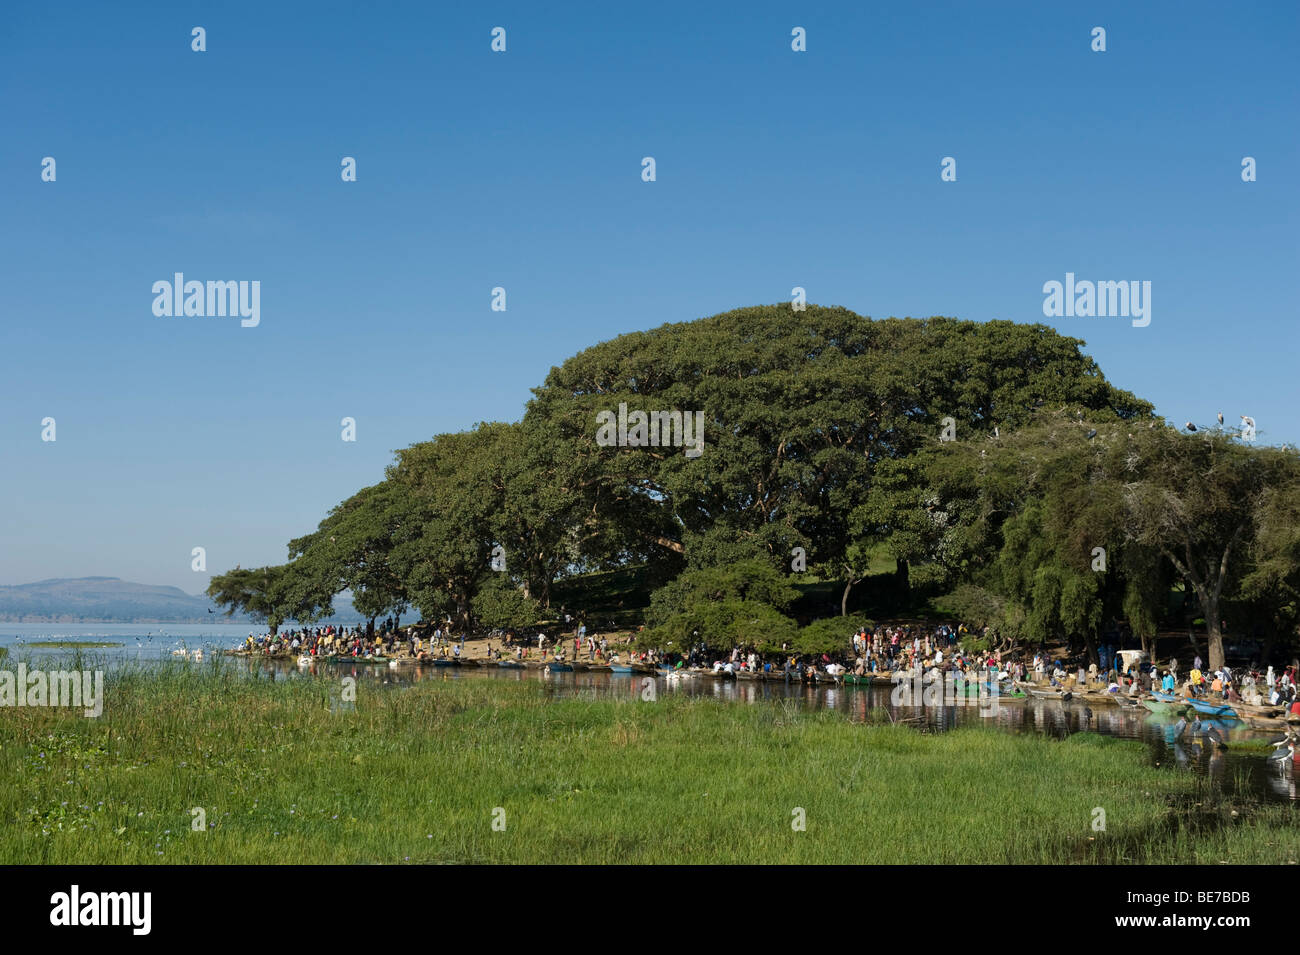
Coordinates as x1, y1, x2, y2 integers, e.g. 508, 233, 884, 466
2, 623, 1296, 804
0, 622, 262, 660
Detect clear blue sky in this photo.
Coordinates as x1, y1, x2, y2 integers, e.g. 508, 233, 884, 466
2, 1, 1296, 592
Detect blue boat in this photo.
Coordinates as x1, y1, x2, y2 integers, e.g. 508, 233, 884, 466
1181, 696, 1237, 718
608, 664, 634, 674
545, 662, 574, 672
1150, 689, 1179, 702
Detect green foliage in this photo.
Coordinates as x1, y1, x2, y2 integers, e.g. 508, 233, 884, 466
205, 566, 291, 633
647, 559, 798, 623
471, 575, 543, 631
934, 585, 1007, 633
792, 614, 874, 656
201, 306, 1300, 666
642, 559, 800, 651
526, 307, 1151, 599
641, 599, 798, 654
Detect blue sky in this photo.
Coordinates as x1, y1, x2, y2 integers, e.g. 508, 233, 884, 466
2, 1, 1296, 592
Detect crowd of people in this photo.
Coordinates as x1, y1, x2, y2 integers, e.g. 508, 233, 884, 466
242, 623, 390, 658
233, 617, 1300, 714
1163, 657, 1298, 709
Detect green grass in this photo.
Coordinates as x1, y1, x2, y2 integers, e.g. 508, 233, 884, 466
0, 661, 1293, 864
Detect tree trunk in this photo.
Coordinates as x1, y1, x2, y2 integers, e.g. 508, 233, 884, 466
1082, 630, 1099, 667
1204, 596, 1224, 671
841, 578, 854, 617
1260, 629, 1277, 667
1184, 584, 1201, 656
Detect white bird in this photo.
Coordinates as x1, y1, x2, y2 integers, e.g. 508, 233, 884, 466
1217, 412, 1224, 425
1269, 729, 1297, 750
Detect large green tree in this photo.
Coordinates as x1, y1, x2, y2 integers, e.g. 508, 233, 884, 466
1118, 426, 1300, 670
284, 481, 413, 628
206, 565, 292, 635
525, 306, 1152, 605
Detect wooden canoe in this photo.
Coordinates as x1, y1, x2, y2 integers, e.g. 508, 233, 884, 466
1182, 696, 1238, 718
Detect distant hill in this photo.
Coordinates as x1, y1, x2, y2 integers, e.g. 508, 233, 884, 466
0, 577, 357, 624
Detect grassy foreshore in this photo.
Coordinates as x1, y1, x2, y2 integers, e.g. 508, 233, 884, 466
0, 661, 1293, 864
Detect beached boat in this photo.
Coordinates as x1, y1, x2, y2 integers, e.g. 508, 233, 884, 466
1028, 689, 1073, 701
980, 685, 1027, 700
608, 664, 634, 674
1192, 718, 1241, 733
545, 662, 574, 672
1182, 697, 1238, 718
498, 660, 524, 668
1142, 698, 1186, 715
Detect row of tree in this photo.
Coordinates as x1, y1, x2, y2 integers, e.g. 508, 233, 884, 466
208, 306, 1300, 670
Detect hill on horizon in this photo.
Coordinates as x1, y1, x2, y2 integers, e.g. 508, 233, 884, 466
0, 577, 357, 624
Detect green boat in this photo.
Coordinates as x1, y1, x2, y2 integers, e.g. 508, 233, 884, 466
1142, 698, 1186, 715
842, 673, 881, 685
